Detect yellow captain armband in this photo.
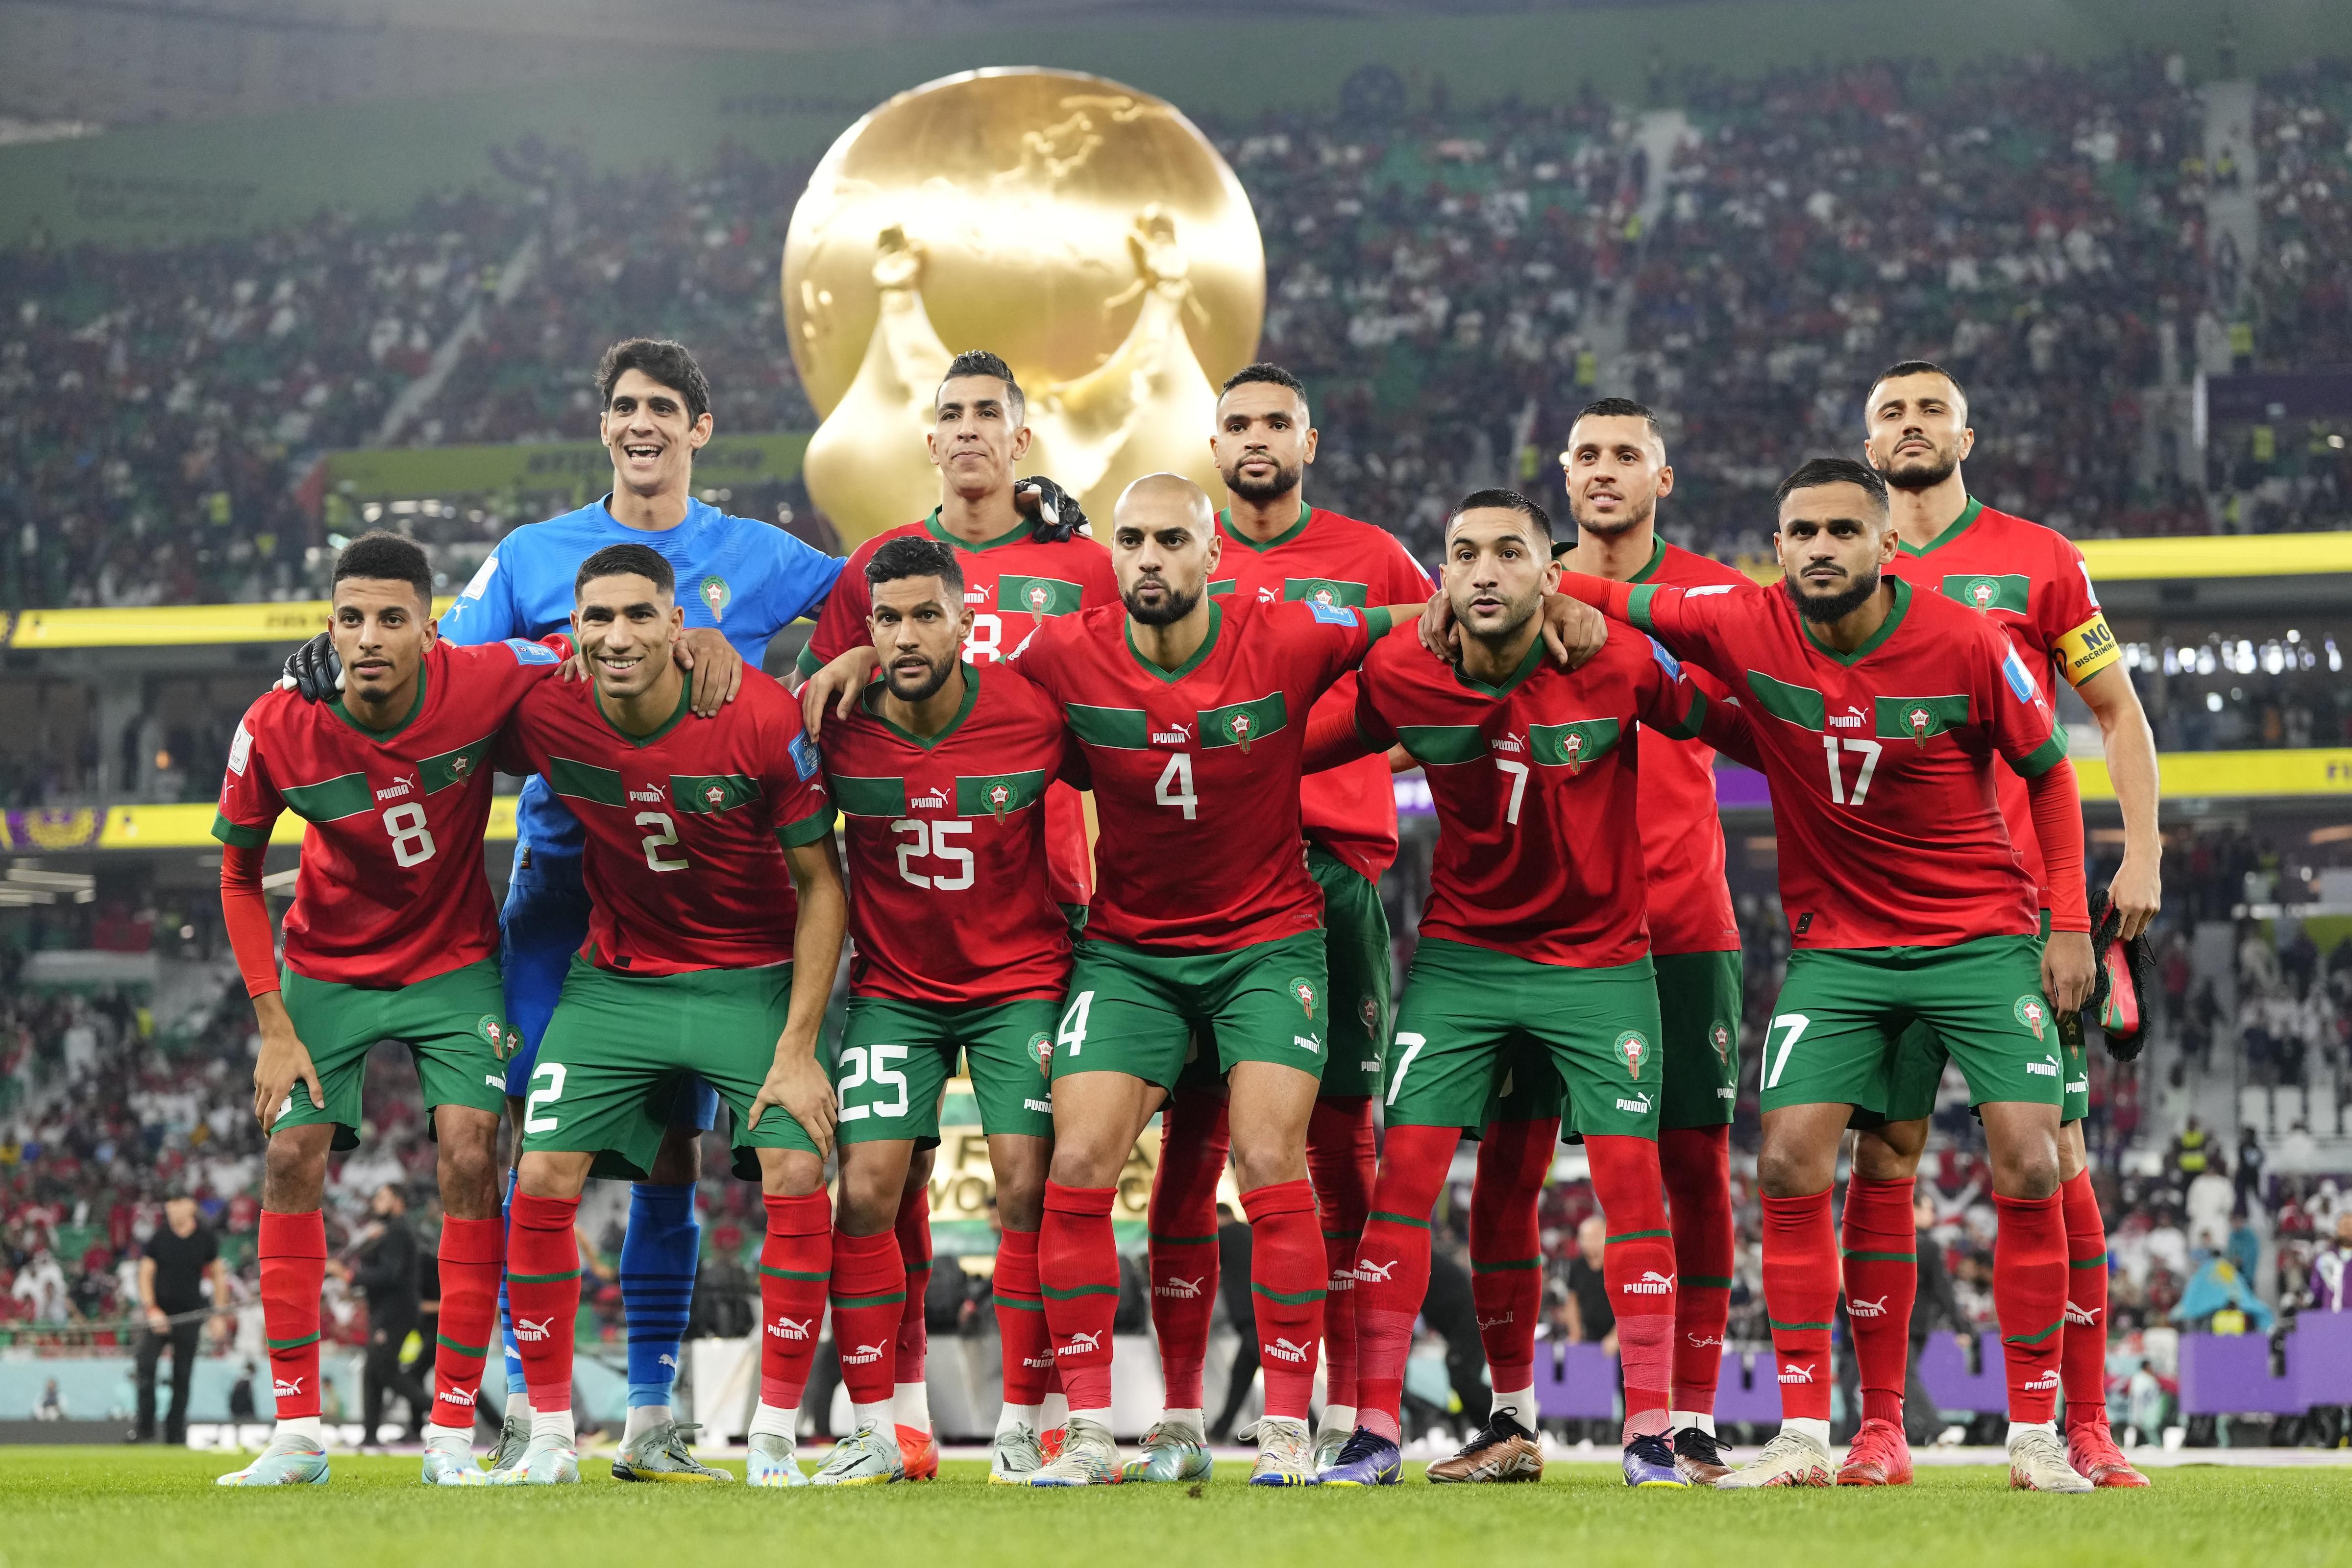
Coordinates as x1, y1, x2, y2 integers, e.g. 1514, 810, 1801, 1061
2055, 612, 2121, 686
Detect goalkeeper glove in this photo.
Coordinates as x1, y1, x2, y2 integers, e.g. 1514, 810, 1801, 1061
278, 632, 342, 703
1014, 475, 1091, 542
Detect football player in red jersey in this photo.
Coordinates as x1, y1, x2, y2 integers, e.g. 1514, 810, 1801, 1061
797, 349, 1111, 1470
817, 535, 1083, 1485
1557, 458, 2099, 1492
213, 532, 563, 1487
1305, 489, 1758, 1491
1839, 361, 2160, 1489
1127, 363, 1437, 1480
490, 543, 845, 1487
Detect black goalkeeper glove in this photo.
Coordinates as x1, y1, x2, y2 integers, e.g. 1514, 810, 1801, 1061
2082, 887, 2156, 1062
279, 632, 343, 704
1015, 475, 1091, 542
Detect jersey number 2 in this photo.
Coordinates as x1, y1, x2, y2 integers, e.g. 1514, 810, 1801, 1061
637, 811, 689, 872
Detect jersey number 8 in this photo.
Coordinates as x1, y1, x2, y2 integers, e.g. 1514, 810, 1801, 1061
383, 802, 436, 868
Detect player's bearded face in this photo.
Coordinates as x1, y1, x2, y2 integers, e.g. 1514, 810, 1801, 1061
1776, 498, 1891, 623
1212, 386, 1313, 504
929, 375, 1030, 499
1561, 417, 1668, 539
1114, 511, 1214, 627
329, 580, 432, 708
871, 578, 966, 703
1865, 374, 1971, 491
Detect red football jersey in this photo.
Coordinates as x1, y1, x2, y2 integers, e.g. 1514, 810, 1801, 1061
1356, 621, 1717, 968
1616, 575, 2065, 951
497, 673, 835, 976
799, 511, 1118, 908
1623, 539, 1747, 956
821, 662, 1078, 1005
1208, 503, 1435, 882
1013, 595, 1387, 952
212, 638, 561, 987
1885, 497, 2119, 913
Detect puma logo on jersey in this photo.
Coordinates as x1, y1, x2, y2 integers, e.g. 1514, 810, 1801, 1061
2065, 1299, 2104, 1327
1622, 1270, 1675, 1296
1294, 1035, 1322, 1054
1848, 1294, 1890, 1319
514, 1317, 553, 1343
964, 585, 990, 604
628, 785, 665, 805
1024, 1098, 1052, 1113
1829, 707, 1865, 730
436, 1388, 474, 1408
1151, 721, 1194, 746
1778, 1363, 1816, 1385
1155, 1276, 1206, 1299
1265, 1337, 1312, 1364
1327, 1266, 1357, 1291
1491, 731, 1526, 755
841, 1341, 888, 1366
1059, 1330, 1103, 1356
1022, 1352, 1055, 1369
1255, 586, 1279, 605
484, 1075, 505, 1091
910, 787, 949, 809
767, 1316, 812, 1342
1356, 1259, 1400, 1283
2027, 1057, 2059, 1078
375, 775, 416, 800
1616, 1093, 1652, 1114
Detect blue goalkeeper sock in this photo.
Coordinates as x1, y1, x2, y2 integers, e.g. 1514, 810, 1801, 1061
499, 1166, 527, 1398
621, 1182, 700, 1411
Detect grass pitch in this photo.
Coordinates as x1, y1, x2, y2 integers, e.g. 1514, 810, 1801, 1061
3, 1450, 2347, 1568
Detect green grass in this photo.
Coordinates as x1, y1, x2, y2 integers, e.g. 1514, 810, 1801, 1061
2, 1450, 2348, 1568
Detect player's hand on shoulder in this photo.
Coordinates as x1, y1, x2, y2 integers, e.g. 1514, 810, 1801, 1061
800, 646, 880, 740
1539, 592, 1608, 669
1015, 474, 1091, 541
1417, 587, 1460, 664
677, 627, 746, 717
751, 1048, 838, 1158
277, 632, 342, 703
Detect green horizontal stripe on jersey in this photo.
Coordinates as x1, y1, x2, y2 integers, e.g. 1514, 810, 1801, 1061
775, 804, 838, 849
436, 1332, 489, 1357
1767, 1318, 1833, 1332
1396, 724, 1486, 766
1252, 1282, 1327, 1305
1839, 1250, 1916, 1264
957, 769, 1047, 818
211, 811, 270, 849
2004, 1316, 2065, 1348
831, 774, 907, 818
1874, 693, 1970, 743
279, 771, 374, 823
509, 1268, 581, 1285
1470, 1257, 1540, 1274
1653, 686, 1708, 742
547, 755, 625, 808
759, 1265, 828, 1282
1530, 717, 1620, 769
1283, 577, 1369, 608
1199, 691, 1287, 751
2011, 728, 2069, 780
1744, 669, 1826, 730
1939, 572, 2031, 615
998, 574, 1084, 616
1370, 1209, 1431, 1230
1605, 1228, 1671, 1244
1041, 1282, 1120, 1300
419, 734, 495, 795
1066, 703, 1151, 749
266, 1331, 320, 1351
673, 772, 761, 815
1206, 578, 1237, 598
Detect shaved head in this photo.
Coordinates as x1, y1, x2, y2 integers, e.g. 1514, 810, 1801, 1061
1115, 471, 1215, 533
1109, 473, 1220, 628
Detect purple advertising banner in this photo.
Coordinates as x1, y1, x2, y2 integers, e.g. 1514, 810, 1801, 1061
1395, 764, 1769, 816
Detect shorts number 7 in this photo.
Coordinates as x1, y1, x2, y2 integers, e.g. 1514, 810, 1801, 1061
1763, 1013, 1811, 1090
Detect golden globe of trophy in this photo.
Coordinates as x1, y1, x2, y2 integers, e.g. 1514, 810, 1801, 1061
784, 68, 1266, 547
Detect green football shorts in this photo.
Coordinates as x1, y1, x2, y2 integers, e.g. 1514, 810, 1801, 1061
1656, 949, 1743, 1131
1052, 931, 1327, 1091
1873, 913, 2078, 1124
1761, 933, 2064, 1117
520, 956, 818, 1180
833, 995, 1059, 1147
275, 957, 511, 1150
1310, 844, 1391, 1100
1388, 939, 1664, 1141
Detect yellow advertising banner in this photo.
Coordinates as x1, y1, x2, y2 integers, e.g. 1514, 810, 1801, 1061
8, 597, 457, 649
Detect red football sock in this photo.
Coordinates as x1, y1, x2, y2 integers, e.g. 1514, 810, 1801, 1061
506, 1192, 583, 1416
993, 1225, 1054, 1407
1994, 1189, 2068, 1423
830, 1226, 905, 1408
1839, 1175, 1917, 1428
1306, 1096, 1376, 1411
2058, 1170, 2113, 1429
893, 1184, 932, 1392
1760, 1189, 1837, 1422
1352, 1123, 1459, 1443
1587, 1134, 1675, 1439
759, 1191, 831, 1412
1241, 1178, 1325, 1422
429, 1214, 502, 1431
1146, 1087, 1228, 1410
1040, 1182, 1120, 1413
1660, 1125, 1734, 1417
259, 1208, 326, 1421
1470, 1116, 1555, 1397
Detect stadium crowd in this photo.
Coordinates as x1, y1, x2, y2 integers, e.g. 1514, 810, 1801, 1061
2, 51, 2347, 610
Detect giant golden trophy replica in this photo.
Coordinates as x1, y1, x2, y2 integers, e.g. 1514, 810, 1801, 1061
784, 68, 1265, 547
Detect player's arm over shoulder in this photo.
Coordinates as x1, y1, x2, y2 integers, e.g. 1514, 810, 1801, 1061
438, 526, 533, 645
